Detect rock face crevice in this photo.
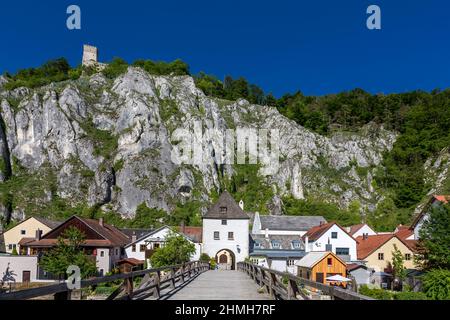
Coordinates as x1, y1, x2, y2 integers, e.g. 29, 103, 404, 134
1, 67, 444, 222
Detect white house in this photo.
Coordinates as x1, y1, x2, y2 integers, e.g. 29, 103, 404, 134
410, 195, 449, 240
302, 222, 358, 261
249, 234, 306, 274
346, 223, 377, 239
124, 225, 202, 267
251, 212, 327, 236
202, 191, 250, 270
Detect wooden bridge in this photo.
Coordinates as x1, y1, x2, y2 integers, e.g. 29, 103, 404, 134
0, 261, 372, 300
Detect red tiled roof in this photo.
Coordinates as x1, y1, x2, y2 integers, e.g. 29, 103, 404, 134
18, 237, 35, 246
395, 227, 414, 241
117, 258, 144, 266
302, 222, 356, 242
356, 234, 394, 260
434, 195, 450, 204
348, 223, 366, 235
24, 239, 114, 247
24, 216, 130, 248
177, 226, 202, 243
356, 233, 418, 259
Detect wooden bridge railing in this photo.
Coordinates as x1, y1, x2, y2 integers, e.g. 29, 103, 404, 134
0, 261, 210, 300
237, 262, 374, 300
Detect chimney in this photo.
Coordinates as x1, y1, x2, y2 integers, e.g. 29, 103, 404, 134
265, 228, 269, 238
320, 220, 324, 226
131, 231, 137, 243
304, 236, 309, 252
363, 233, 368, 240
180, 220, 186, 234
99, 217, 104, 227
239, 199, 244, 210
35, 229, 42, 241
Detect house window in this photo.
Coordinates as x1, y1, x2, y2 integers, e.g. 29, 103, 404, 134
336, 248, 350, 256
8, 244, 12, 250
228, 232, 234, 240
292, 240, 301, 249
287, 259, 295, 266
254, 241, 262, 249
220, 207, 227, 214
20, 230, 26, 235
115, 249, 119, 256
214, 231, 220, 240
132, 244, 136, 252
271, 241, 281, 249
221, 219, 227, 225
100, 250, 105, 257
327, 258, 333, 266
405, 253, 411, 261
378, 253, 384, 260
331, 232, 338, 239
140, 244, 146, 252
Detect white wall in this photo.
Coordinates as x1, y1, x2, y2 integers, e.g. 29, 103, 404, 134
268, 259, 299, 275
308, 224, 357, 261
124, 227, 201, 266
96, 248, 112, 275
202, 218, 249, 266
0, 255, 38, 283
352, 225, 377, 238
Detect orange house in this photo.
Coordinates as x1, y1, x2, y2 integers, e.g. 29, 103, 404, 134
295, 251, 347, 287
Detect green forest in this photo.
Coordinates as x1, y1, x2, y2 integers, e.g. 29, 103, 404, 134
1, 57, 450, 231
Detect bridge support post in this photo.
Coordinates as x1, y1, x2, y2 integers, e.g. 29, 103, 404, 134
170, 268, 176, 289
125, 277, 134, 299
181, 264, 185, 283
287, 279, 298, 300
154, 271, 161, 298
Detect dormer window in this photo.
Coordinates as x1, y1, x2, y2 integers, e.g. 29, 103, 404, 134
271, 240, 281, 249
220, 207, 227, 214
292, 240, 301, 249
254, 241, 263, 249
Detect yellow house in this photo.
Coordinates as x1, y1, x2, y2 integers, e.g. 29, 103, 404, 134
2, 217, 60, 254
356, 234, 417, 272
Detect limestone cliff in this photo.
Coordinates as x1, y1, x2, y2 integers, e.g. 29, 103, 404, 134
0, 67, 446, 223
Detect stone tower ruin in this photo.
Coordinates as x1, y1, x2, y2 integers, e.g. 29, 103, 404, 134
82, 45, 98, 67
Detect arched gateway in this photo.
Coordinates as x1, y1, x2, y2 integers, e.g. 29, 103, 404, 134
215, 249, 236, 270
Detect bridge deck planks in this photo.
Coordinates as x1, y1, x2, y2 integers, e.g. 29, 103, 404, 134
164, 270, 270, 300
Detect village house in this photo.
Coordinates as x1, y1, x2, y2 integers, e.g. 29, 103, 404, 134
346, 223, 377, 239
1, 217, 60, 255
251, 212, 327, 236
202, 191, 250, 270
124, 225, 202, 268
409, 194, 449, 240
356, 233, 417, 275
21, 216, 130, 277
301, 222, 358, 262
295, 251, 348, 287
249, 234, 306, 274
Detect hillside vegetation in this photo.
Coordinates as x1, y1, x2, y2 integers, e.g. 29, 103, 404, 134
1, 57, 449, 231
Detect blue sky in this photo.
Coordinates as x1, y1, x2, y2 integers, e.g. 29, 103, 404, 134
0, 0, 449, 96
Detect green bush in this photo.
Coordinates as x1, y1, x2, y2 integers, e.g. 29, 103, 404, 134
3, 58, 77, 90
394, 291, 428, 300
102, 58, 129, 79
422, 269, 450, 300
200, 253, 210, 262
133, 59, 189, 76
359, 285, 394, 300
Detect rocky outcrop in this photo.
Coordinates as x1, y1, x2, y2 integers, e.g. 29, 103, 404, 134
0, 67, 404, 221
